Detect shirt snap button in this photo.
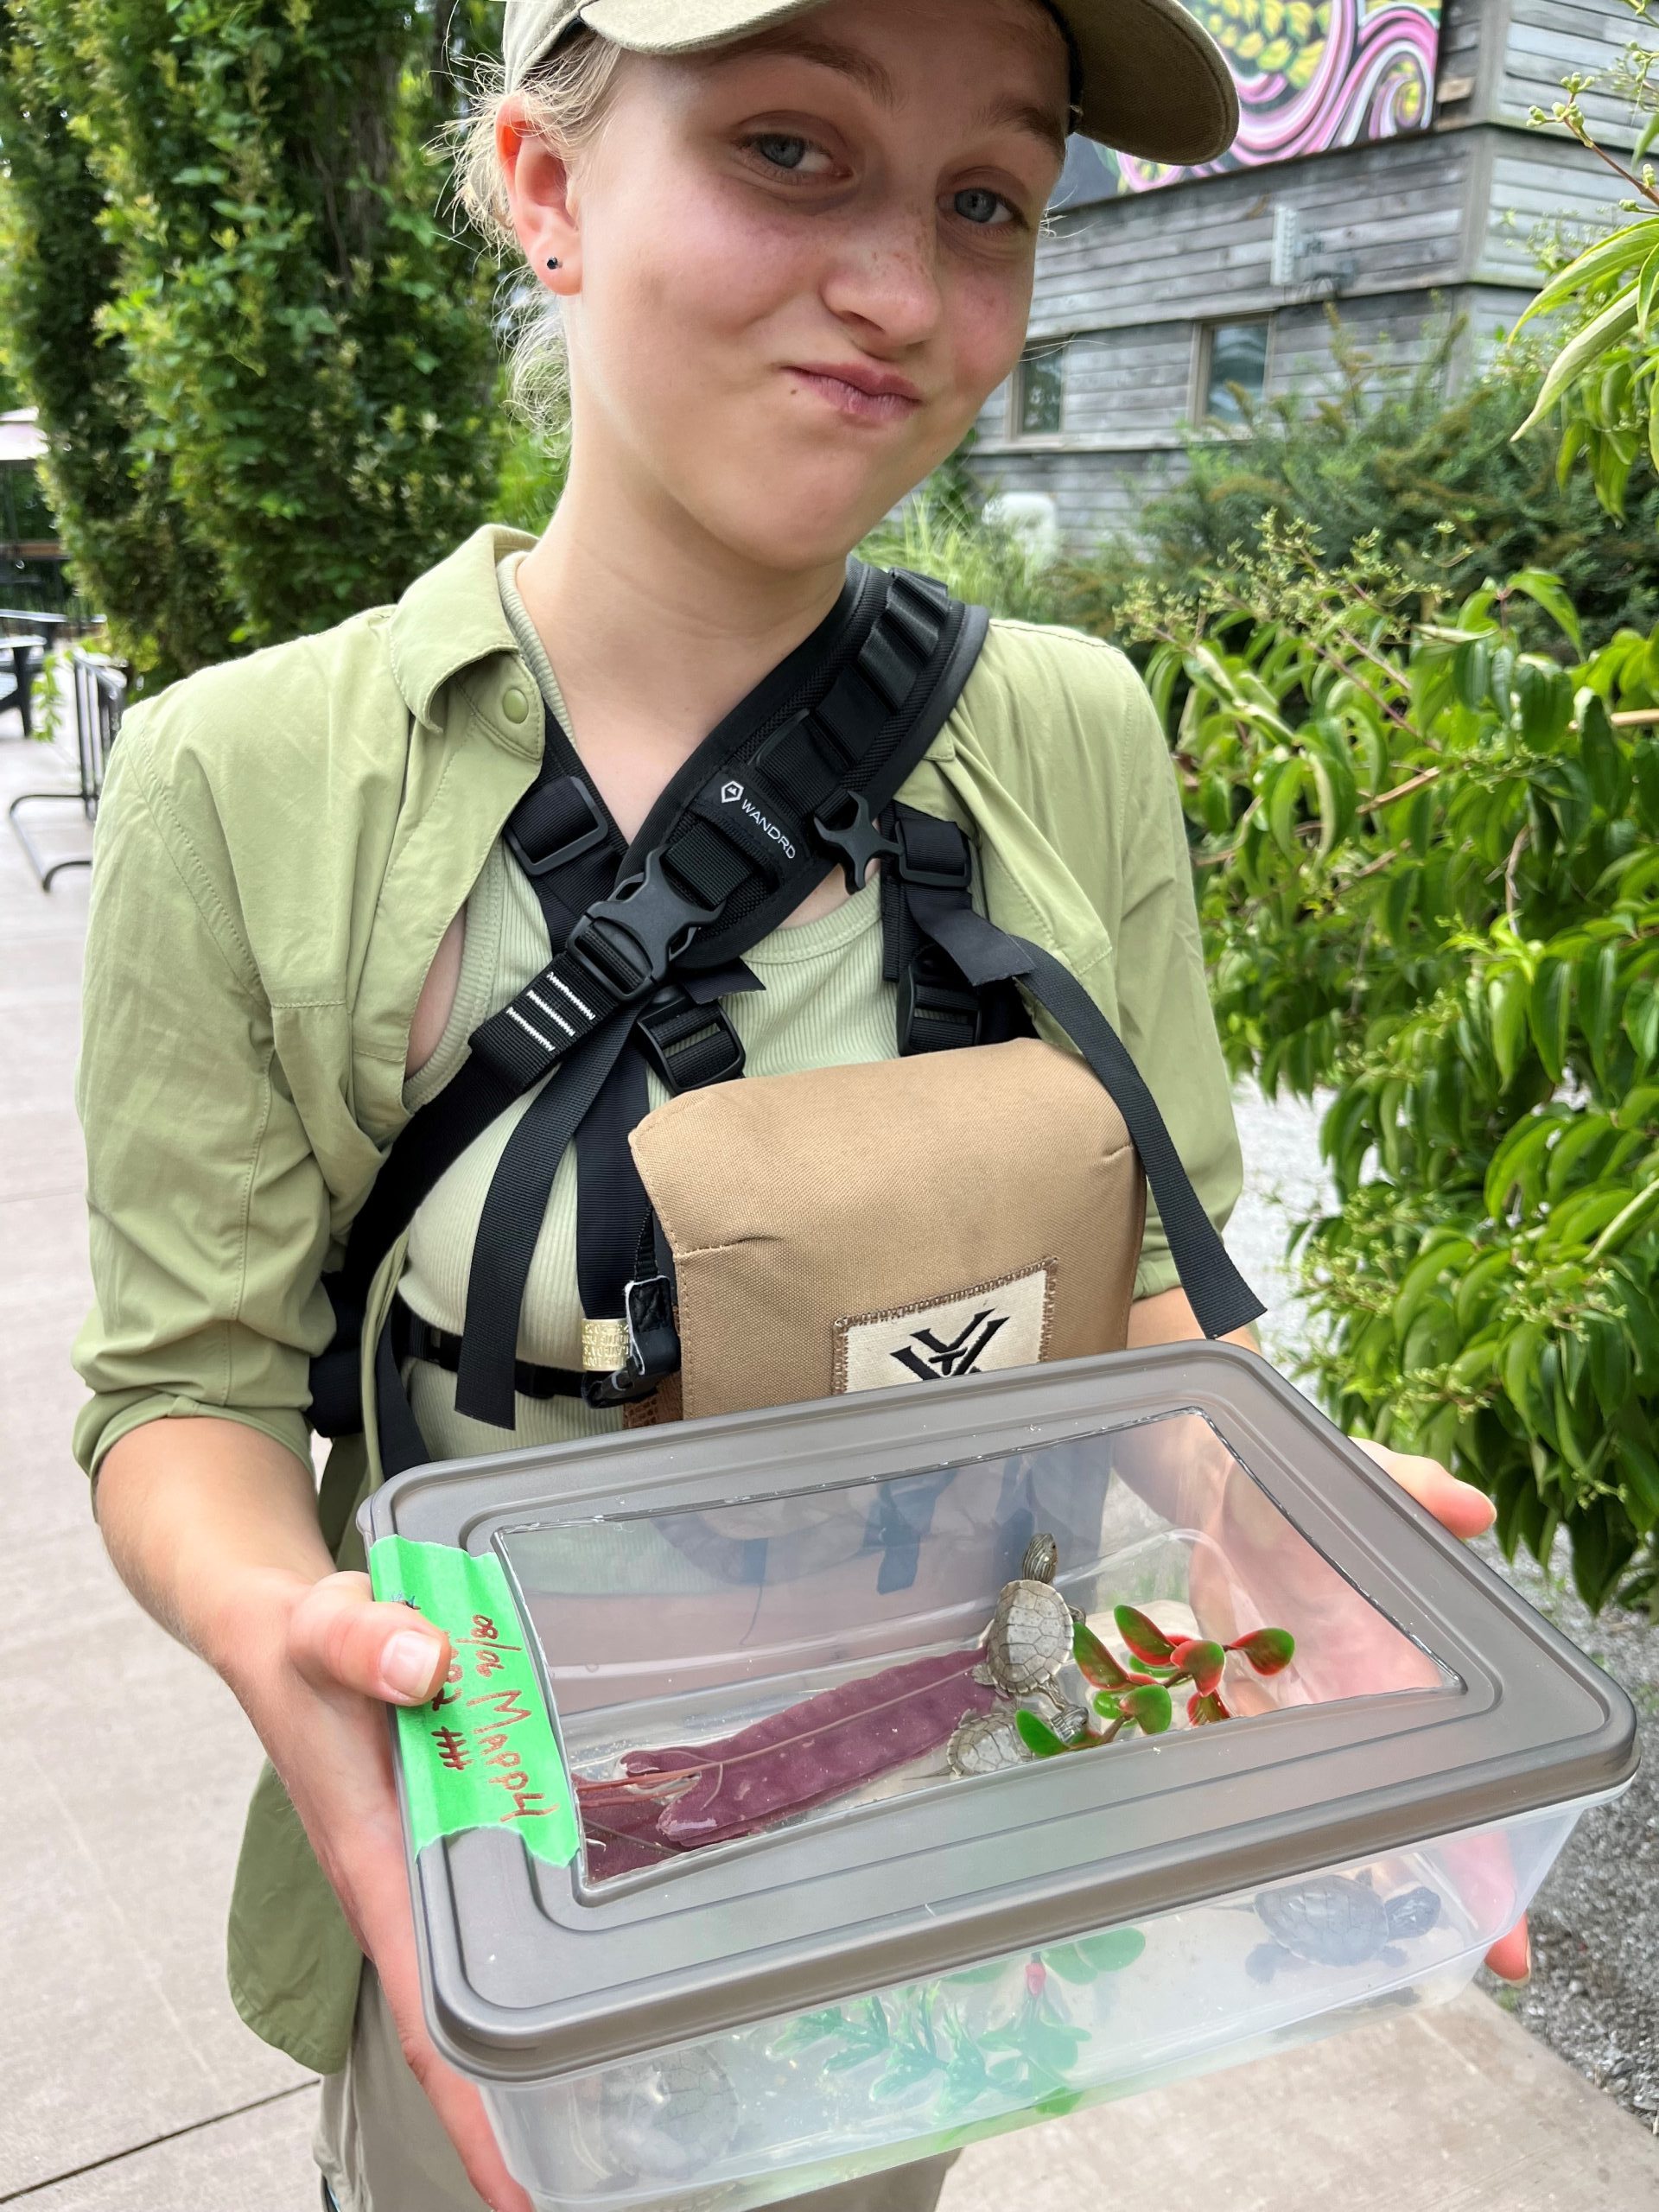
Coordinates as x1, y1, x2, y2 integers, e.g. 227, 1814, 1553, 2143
502, 684, 530, 724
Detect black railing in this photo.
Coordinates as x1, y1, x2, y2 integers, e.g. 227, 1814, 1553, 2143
7, 646, 125, 888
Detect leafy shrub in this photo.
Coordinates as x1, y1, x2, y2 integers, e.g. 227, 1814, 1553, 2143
1511, 41, 1659, 516
0, 0, 235, 682
0, 0, 505, 681
1124, 525, 1659, 1613
1049, 318, 1659, 654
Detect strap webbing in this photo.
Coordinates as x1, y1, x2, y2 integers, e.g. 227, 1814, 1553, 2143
316, 562, 990, 1443
907, 889, 1264, 1341
454, 1010, 633, 1427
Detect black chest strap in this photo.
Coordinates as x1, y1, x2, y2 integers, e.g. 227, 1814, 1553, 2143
885, 804, 1262, 1343
309, 560, 988, 1439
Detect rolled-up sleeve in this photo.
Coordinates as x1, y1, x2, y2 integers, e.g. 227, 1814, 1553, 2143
72, 710, 332, 1482
1107, 668, 1243, 1301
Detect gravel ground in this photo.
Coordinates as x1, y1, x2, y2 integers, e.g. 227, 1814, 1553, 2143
1230, 1081, 1659, 2130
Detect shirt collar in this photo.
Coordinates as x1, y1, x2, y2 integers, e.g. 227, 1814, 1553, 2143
386, 521, 541, 735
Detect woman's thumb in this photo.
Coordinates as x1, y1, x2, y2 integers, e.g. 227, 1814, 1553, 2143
288, 1569, 452, 1705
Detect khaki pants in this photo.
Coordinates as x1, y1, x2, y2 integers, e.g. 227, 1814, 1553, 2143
316, 1966, 957, 2212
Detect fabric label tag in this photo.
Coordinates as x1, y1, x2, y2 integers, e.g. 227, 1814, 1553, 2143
368, 1534, 578, 1868
835, 1261, 1054, 1395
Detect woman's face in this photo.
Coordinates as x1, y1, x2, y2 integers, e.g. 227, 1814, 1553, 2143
508, 0, 1071, 570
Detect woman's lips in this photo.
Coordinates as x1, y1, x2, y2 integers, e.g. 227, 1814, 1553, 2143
785, 366, 923, 424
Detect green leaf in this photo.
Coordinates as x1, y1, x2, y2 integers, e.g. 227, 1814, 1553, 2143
1489, 970, 1531, 1086
1516, 289, 1643, 440
1514, 219, 1659, 331
1072, 1620, 1133, 1688
1120, 1683, 1173, 1734
1508, 569, 1583, 652
1267, 759, 1303, 861
1568, 1499, 1638, 1613
1528, 959, 1572, 1085
1617, 1434, 1659, 1535
1113, 1605, 1175, 1662
1015, 1710, 1071, 1758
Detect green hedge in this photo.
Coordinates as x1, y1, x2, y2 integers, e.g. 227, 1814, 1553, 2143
1126, 524, 1659, 1612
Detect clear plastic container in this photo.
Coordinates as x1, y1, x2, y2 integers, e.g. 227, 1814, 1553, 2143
364, 1347, 1637, 2212
483, 1801, 1593, 2211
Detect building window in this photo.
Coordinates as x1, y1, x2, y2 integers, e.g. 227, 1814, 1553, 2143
1198, 319, 1270, 425
1015, 344, 1065, 435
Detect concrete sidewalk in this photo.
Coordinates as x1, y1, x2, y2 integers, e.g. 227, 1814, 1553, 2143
2, 724, 1655, 2211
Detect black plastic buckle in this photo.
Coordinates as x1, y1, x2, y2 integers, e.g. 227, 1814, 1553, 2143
813, 790, 901, 894
635, 983, 747, 1091
893, 817, 974, 893
581, 1274, 681, 1407
565, 848, 724, 1003
505, 777, 611, 879
898, 944, 982, 1053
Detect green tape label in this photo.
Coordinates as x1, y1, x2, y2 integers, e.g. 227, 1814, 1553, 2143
369, 1534, 578, 1868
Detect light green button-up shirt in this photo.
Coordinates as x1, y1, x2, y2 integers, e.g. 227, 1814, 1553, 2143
72, 522, 1243, 2071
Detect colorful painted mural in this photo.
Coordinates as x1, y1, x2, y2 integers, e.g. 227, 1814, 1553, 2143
1107, 0, 1442, 192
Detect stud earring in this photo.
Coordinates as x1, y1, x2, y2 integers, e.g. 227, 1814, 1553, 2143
545, 256, 561, 270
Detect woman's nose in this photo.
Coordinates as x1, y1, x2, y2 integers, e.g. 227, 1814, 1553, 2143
819, 205, 944, 353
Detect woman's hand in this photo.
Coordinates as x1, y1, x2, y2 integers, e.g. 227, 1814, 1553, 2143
1126, 1293, 1531, 1984
1348, 1440, 1530, 1983
226, 1569, 536, 2212
93, 1421, 535, 2212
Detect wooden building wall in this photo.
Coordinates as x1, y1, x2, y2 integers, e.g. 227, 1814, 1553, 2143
968, 0, 1635, 543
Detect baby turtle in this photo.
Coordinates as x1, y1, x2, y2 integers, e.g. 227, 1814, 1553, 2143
597, 2047, 739, 2181
947, 1704, 1032, 1776
1247, 1872, 1441, 1984
975, 1576, 1076, 1705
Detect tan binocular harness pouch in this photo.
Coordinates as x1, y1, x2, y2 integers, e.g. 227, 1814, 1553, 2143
626, 1039, 1146, 1426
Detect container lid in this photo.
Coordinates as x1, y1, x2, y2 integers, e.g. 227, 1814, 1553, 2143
362, 1344, 1636, 2083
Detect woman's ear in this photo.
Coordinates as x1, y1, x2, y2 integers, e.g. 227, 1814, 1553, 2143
498, 95, 579, 291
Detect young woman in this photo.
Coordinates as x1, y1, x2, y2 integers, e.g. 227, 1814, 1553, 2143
73, 3, 1523, 2209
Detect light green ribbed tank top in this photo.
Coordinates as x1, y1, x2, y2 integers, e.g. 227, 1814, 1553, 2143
397, 550, 899, 1459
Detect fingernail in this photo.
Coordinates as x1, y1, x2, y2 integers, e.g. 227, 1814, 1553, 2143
382, 1630, 443, 1701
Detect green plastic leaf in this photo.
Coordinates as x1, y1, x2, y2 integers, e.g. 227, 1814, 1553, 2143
1228, 1626, 1295, 1675
1113, 1605, 1174, 1662
1015, 1710, 1071, 1758
1071, 1619, 1133, 1689
1170, 1637, 1225, 1693
1120, 1683, 1173, 1734
1187, 1689, 1230, 1725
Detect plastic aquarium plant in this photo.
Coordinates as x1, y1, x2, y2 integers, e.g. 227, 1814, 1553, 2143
766, 1928, 1147, 2120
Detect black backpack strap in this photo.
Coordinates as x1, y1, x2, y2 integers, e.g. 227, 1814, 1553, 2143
441, 567, 988, 1433
891, 809, 1263, 1343
314, 559, 988, 1444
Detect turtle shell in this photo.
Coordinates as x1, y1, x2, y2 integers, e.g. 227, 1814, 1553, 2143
948, 1707, 1031, 1776
598, 2048, 739, 2180
984, 1578, 1073, 1694
1255, 1874, 1389, 1966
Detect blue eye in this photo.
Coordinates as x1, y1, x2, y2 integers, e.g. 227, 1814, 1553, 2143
749, 133, 811, 171
953, 186, 1012, 227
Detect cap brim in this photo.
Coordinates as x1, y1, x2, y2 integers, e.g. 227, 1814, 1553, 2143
1058, 0, 1238, 165
575, 0, 1238, 167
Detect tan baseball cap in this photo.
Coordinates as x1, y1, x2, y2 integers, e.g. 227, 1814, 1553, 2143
503, 0, 1238, 167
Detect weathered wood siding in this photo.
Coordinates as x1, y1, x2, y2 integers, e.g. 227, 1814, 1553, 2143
1498, 0, 1641, 139
969, 0, 1641, 541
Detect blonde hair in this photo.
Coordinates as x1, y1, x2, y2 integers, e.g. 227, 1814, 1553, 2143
442, 29, 626, 439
